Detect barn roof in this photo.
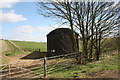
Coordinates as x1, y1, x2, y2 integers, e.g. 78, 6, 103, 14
47, 28, 79, 37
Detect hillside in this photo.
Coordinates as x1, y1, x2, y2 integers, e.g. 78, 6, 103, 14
6, 40, 47, 56
0, 39, 118, 78
0, 40, 47, 65
12, 40, 47, 52
0, 40, 13, 53
0, 40, 16, 64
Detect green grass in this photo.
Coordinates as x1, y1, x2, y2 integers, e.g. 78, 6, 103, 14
12, 40, 47, 52
6, 51, 27, 56
33, 53, 118, 78
2, 40, 47, 57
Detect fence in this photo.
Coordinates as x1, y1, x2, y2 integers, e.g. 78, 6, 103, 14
0, 51, 116, 78
0, 52, 77, 79
100, 50, 117, 59
0, 59, 44, 78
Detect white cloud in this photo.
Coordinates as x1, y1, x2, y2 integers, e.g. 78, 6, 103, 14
0, 11, 27, 22
0, 0, 27, 22
9, 31, 46, 42
14, 25, 69, 33
10, 34, 40, 42
12, 25, 70, 42
0, 0, 19, 8
15, 26, 35, 33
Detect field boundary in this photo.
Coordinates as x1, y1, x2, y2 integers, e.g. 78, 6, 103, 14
0, 51, 117, 78
0, 52, 77, 78
7, 40, 21, 50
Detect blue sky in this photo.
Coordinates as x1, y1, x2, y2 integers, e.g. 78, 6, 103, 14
0, 1, 69, 42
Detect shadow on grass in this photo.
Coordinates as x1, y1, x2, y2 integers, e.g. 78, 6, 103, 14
21, 51, 47, 59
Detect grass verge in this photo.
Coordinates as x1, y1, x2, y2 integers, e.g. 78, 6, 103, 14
6, 51, 27, 56
33, 53, 118, 78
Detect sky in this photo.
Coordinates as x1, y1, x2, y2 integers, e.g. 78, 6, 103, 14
0, 0, 119, 42
0, 0, 69, 42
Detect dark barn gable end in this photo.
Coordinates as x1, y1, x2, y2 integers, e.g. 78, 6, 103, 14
47, 28, 79, 56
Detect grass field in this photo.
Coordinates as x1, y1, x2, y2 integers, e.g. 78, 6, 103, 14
8, 38, 116, 56
1, 40, 47, 58
33, 53, 118, 78
12, 40, 47, 52
6, 51, 27, 56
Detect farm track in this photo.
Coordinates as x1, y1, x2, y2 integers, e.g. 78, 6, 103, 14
97, 70, 119, 78
84, 69, 119, 78
0, 40, 44, 78
0, 40, 13, 64
0, 40, 33, 64
0, 40, 12, 53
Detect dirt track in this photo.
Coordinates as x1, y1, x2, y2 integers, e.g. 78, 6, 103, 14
0, 40, 37, 64
0, 40, 12, 53
96, 70, 119, 78
0, 40, 13, 64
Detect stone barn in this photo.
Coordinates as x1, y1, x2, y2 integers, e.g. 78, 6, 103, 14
47, 28, 79, 56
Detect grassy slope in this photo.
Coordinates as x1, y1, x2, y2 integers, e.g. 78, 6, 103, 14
0, 40, 14, 65
12, 40, 47, 52
6, 40, 47, 56
33, 53, 118, 78
11, 38, 115, 54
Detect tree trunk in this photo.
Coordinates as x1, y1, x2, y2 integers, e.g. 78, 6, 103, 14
82, 38, 88, 64
89, 39, 93, 60
67, 2, 78, 52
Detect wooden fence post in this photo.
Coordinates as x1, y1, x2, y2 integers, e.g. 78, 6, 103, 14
9, 65, 11, 78
38, 49, 41, 52
43, 57, 47, 77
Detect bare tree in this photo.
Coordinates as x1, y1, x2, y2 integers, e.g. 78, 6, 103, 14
37, 0, 120, 63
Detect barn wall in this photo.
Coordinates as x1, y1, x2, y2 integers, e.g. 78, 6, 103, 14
47, 28, 79, 56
